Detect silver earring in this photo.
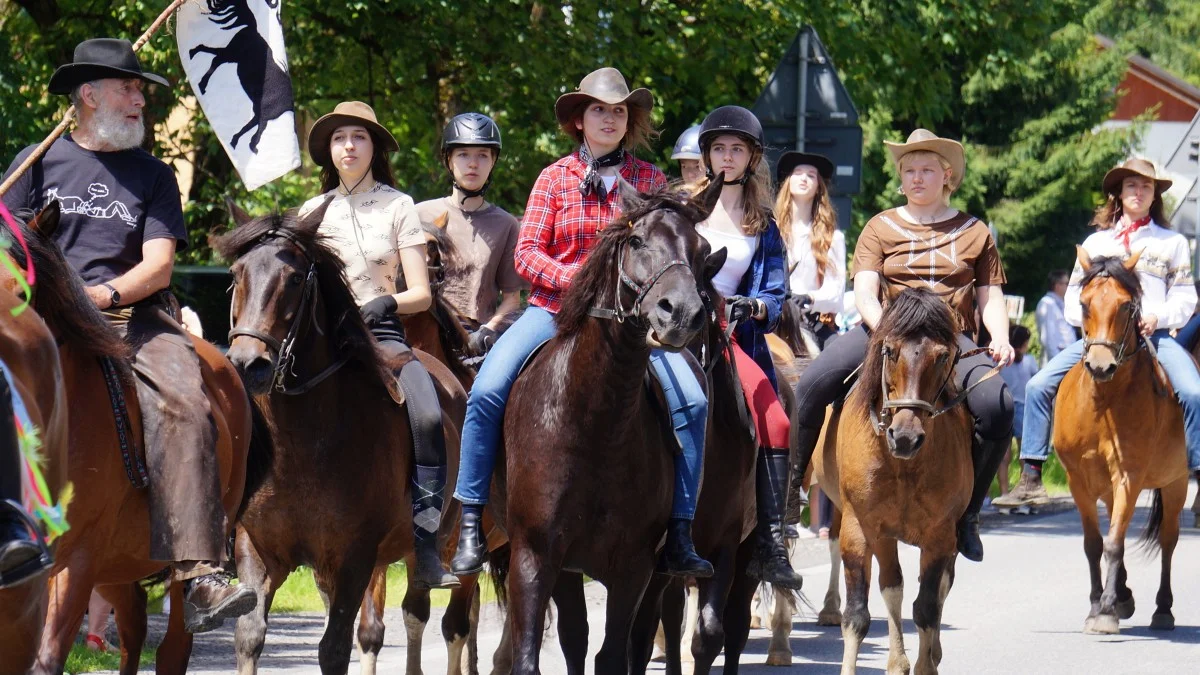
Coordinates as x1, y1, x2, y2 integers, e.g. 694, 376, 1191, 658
896, 186, 904, 195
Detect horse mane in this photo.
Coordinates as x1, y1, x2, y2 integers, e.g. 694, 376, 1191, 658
212, 209, 390, 391
853, 287, 959, 413
1080, 255, 1142, 298
556, 189, 710, 335
4, 209, 130, 363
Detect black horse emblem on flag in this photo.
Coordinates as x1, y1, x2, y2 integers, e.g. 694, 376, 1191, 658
188, 0, 294, 153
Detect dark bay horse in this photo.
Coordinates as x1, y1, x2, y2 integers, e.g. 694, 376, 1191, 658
1054, 249, 1189, 635
0, 284, 68, 675
0, 204, 253, 675
812, 288, 973, 675
485, 180, 725, 674
217, 202, 469, 674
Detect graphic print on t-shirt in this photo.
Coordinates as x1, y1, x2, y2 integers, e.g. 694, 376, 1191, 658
878, 214, 978, 292
46, 183, 137, 226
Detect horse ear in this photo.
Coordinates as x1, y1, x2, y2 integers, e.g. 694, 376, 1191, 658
618, 177, 647, 217
692, 173, 724, 221
703, 246, 728, 282
225, 197, 253, 228
29, 201, 61, 238
433, 212, 449, 230
297, 195, 335, 235
1123, 248, 1142, 272
1075, 245, 1092, 273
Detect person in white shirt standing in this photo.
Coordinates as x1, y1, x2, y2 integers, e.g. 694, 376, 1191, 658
997, 158, 1200, 507
1035, 270, 1075, 364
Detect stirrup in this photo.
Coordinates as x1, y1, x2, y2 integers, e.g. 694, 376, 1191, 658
0, 499, 54, 590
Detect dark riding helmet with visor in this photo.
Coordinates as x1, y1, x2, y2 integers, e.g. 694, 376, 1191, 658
441, 112, 502, 198
698, 106, 764, 186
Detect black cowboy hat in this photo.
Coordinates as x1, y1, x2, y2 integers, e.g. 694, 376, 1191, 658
48, 38, 169, 95
776, 151, 834, 184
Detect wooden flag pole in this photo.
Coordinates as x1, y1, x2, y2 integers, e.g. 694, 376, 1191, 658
0, 0, 188, 199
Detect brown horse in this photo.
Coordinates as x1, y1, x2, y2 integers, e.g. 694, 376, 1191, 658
0, 284, 68, 675
812, 288, 973, 675
485, 180, 724, 674
0, 203, 253, 675
1054, 249, 1190, 635
217, 202, 469, 674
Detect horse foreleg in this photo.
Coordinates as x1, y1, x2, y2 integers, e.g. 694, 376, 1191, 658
442, 574, 479, 675
1191, 472, 1200, 528
466, 586, 480, 675
1151, 478, 1188, 631
631, 573, 668, 674
96, 582, 147, 675
33, 560, 93, 675
358, 565, 388, 675
234, 528, 280, 675
1093, 479, 1140, 635
681, 581, 698, 671
506, 542, 556, 675
720, 538, 757, 674
690, 547, 736, 675
319, 554, 377, 675
767, 584, 794, 666
155, 581, 193, 675
912, 548, 954, 675
875, 538, 908, 675
838, 509, 871, 675
819, 524, 844, 626
551, 571, 589, 675
657, 578, 685, 675
594, 563, 654, 675
400, 569, 431, 675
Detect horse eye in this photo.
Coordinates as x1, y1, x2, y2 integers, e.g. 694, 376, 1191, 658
629, 235, 644, 250
289, 272, 303, 286
936, 352, 949, 365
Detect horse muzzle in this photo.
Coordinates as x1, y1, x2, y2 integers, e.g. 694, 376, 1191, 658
1083, 353, 1118, 382
885, 411, 926, 459
226, 339, 276, 395
645, 292, 705, 350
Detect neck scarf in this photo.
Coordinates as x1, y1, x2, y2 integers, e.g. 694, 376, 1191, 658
578, 144, 625, 201
1116, 214, 1151, 250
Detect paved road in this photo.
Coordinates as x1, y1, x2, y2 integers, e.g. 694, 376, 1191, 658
110, 486, 1199, 673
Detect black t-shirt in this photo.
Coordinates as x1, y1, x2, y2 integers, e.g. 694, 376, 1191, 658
2, 134, 188, 285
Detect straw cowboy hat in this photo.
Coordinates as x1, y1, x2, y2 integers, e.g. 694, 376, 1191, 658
307, 101, 399, 166
554, 68, 653, 136
48, 38, 169, 95
1102, 158, 1173, 196
884, 129, 965, 190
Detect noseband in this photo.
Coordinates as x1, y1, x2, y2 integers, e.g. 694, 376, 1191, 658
589, 239, 692, 323
1081, 293, 1142, 367
869, 344, 1001, 435
227, 233, 351, 395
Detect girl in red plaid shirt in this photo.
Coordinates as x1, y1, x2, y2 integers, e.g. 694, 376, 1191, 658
451, 68, 713, 578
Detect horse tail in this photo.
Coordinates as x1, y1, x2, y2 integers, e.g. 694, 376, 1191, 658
487, 543, 511, 609
237, 396, 275, 521
1136, 488, 1165, 555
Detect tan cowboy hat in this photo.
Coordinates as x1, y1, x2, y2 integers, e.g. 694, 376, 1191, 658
554, 67, 654, 136
1102, 158, 1173, 196
307, 101, 399, 167
884, 129, 966, 190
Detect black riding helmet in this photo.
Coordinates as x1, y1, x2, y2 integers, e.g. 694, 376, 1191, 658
441, 112, 502, 198
698, 105, 764, 185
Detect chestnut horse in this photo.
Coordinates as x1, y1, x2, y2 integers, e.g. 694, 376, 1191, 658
486, 181, 724, 674
0, 285, 68, 675
1054, 249, 1190, 635
0, 203, 253, 675
811, 288, 974, 675
217, 202, 469, 674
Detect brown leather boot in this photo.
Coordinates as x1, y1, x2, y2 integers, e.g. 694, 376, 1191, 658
183, 572, 257, 633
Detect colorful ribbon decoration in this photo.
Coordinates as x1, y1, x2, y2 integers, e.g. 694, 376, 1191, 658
0, 200, 35, 316
2, 358, 70, 541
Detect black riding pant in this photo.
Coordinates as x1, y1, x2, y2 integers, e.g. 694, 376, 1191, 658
372, 320, 445, 467
792, 325, 1013, 441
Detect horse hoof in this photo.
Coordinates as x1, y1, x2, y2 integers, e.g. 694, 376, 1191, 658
1150, 611, 1175, 631
1116, 597, 1135, 620
817, 609, 843, 626
1084, 614, 1119, 635
766, 651, 793, 666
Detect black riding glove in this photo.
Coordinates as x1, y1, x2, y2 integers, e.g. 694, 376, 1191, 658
360, 295, 398, 327
726, 295, 759, 324
468, 326, 498, 355
793, 294, 814, 312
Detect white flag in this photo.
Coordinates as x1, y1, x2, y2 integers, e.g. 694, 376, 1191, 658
177, 0, 300, 190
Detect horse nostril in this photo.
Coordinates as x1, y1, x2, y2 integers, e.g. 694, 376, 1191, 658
911, 432, 925, 452
658, 297, 674, 315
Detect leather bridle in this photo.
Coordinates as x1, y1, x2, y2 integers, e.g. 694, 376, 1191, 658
589, 240, 692, 324
869, 344, 1002, 435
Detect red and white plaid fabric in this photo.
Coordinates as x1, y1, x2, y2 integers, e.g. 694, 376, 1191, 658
515, 151, 667, 313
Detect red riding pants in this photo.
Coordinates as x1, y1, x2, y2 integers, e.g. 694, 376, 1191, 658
730, 341, 790, 449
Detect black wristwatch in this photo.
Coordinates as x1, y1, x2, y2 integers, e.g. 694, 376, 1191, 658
102, 283, 121, 309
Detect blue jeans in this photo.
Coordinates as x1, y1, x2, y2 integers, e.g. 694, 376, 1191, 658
1176, 313, 1200, 353
453, 307, 709, 520
1021, 333, 1200, 471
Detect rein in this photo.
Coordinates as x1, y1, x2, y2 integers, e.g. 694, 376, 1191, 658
227, 235, 352, 395
868, 345, 1003, 435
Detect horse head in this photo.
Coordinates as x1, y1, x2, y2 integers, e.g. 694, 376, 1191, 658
556, 176, 726, 350
1076, 247, 1143, 382
216, 198, 382, 395
857, 287, 960, 458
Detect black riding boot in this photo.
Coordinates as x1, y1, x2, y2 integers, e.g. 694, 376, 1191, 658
0, 375, 52, 589
658, 518, 714, 578
957, 434, 1011, 562
450, 504, 487, 575
411, 464, 460, 589
785, 425, 823, 525
747, 448, 804, 590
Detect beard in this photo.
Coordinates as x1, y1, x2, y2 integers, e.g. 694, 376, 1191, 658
91, 102, 146, 151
